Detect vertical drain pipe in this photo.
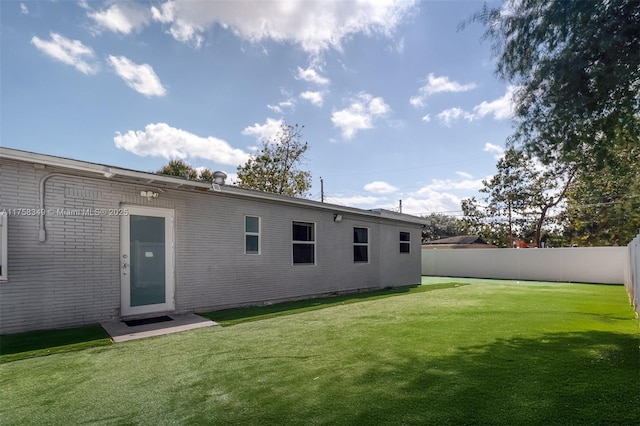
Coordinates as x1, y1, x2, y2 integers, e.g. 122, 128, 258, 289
38, 173, 65, 243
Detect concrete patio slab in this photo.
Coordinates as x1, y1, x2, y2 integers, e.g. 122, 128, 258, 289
101, 313, 218, 343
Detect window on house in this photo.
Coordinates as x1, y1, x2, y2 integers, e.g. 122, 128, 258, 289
399, 231, 411, 253
0, 212, 7, 280
293, 221, 315, 264
245, 216, 260, 254
353, 227, 368, 263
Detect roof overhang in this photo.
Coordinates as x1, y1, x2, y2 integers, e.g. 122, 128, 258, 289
0, 147, 212, 190
1, 147, 427, 226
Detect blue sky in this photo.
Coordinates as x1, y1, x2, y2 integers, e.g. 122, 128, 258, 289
1, 0, 514, 216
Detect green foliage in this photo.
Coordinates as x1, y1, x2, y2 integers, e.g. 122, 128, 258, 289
467, 0, 640, 166
462, 149, 575, 247
461, 196, 510, 247
562, 145, 640, 245
198, 168, 214, 183
157, 159, 214, 183
237, 122, 312, 197
158, 159, 197, 180
421, 213, 465, 243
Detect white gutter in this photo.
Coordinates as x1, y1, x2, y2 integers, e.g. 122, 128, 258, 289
219, 186, 427, 225
1, 147, 427, 227
0, 147, 212, 190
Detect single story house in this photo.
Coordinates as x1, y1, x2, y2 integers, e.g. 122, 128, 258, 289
0, 148, 425, 334
422, 235, 497, 249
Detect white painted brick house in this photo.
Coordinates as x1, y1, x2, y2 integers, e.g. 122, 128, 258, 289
0, 148, 425, 334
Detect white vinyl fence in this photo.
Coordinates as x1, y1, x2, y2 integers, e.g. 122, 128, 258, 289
422, 247, 627, 285
625, 234, 640, 315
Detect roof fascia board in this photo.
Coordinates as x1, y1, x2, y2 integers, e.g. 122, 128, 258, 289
220, 186, 427, 225
0, 147, 211, 189
1, 147, 425, 225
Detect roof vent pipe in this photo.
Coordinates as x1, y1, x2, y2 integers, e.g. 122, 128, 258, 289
213, 171, 227, 185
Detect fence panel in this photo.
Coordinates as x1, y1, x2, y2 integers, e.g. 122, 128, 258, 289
422, 247, 627, 284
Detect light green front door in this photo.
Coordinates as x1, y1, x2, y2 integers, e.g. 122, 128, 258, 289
121, 206, 174, 316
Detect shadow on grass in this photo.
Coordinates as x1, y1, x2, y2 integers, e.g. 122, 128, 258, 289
0, 283, 466, 363
0, 324, 112, 363
200, 282, 469, 326
343, 331, 640, 425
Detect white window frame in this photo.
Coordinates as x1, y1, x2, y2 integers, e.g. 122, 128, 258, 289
399, 231, 411, 254
244, 215, 261, 255
292, 221, 315, 265
353, 226, 369, 263
0, 212, 8, 281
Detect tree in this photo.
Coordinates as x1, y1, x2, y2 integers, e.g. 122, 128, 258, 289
466, 0, 640, 166
157, 159, 214, 183
421, 213, 465, 243
460, 197, 510, 247
562, 145, 640, 246
463, 148, 575, 247
198, 168, 214, 183
237, 122, 312, 197
158, 159, 198, 180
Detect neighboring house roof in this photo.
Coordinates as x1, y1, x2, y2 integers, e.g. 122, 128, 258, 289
422, 235, 497, 249
425, 235, 488, 245
0, 147, 426, 226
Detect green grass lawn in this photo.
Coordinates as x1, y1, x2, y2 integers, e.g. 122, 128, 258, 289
1, 279, 639, 425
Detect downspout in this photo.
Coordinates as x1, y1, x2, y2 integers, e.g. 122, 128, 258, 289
38, 173, 66, 243
37, 171, 213, 243
38, 171, 118, 242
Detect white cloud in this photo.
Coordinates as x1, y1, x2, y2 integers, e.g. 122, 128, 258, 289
364, 181, 398, 194
435, 86, 517, 126
410, 73, 477, 107
373, 174, 488, 215
242, 118, 284, 142
114, 123, 249, 166
368, 97, 390, 115
150, 0, 415, 55
331, 92, 390, 139
296, 66, 330, 85
20, 3, 28, 15
327, 195, 381, 207
108, 56, 166, 97
267, 99, 295, 114
421, 114, 431, 122
389, 37, 405, 54
473, 85, 517, 120
395, 193, 462, 215
31, 33, 99, 75
437, 107, 473, 127
151, 1, 204, 47
421, 178, 484, 192
484, 142, 505, 159
300, 91, 324, 107
88, 3, 150, 34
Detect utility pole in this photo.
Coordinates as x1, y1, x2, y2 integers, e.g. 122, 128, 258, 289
320, 177, 324, 203
399, 199, 402, 214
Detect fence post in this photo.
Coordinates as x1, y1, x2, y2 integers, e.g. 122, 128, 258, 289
626, 234, 640, 316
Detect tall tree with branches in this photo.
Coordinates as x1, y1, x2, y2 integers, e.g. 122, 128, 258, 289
465, 0, 640, 166
237, 122, 312, 197
463, 148, 576, 247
